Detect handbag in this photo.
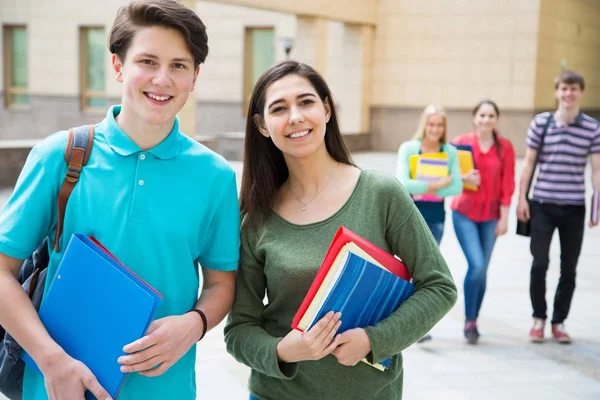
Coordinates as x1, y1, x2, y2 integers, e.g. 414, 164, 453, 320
516, 113, 553, 237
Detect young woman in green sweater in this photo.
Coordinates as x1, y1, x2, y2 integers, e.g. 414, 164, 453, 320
224, 60, 457, 400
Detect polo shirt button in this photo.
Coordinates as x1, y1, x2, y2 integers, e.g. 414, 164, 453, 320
138, 180, 145, 186
140, 154, 146, 160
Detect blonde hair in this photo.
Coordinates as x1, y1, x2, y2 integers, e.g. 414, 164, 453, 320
413, 104, 448, 143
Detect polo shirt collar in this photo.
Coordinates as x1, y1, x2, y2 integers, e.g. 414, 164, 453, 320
552, 111, 585, 127
104, 105, 181, 160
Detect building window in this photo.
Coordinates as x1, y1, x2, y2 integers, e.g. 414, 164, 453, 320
80, 27, 106, 110
244, 27, 274, 113
3, 25, 29, 108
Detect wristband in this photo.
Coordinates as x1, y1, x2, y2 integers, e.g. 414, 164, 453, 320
189, 308, 208, 341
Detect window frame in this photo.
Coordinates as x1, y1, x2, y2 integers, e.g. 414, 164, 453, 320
79, 26, 106, 112
3, 25, 29, 109
243, 26, 275, 116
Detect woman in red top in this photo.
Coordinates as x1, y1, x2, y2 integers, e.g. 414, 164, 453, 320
451, 100, 515, 344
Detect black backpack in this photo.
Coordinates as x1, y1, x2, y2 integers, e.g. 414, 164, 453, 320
0, 125, 94, 399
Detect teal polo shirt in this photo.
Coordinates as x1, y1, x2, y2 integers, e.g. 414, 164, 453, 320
0, 106, 240, 400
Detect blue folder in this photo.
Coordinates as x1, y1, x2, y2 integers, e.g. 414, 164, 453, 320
22, 234, 163, 399
307, 252, 415, 369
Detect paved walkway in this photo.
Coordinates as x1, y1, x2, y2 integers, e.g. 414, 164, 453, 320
1, 152, 599, 399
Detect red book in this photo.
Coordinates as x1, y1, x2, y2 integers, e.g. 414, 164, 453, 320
291, 226, 411, 331
89, 236, 163, 299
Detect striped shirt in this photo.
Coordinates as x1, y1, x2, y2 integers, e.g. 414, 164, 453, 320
526, 111, 600, 205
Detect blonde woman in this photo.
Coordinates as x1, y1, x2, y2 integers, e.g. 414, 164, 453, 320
396, 105, 463, 245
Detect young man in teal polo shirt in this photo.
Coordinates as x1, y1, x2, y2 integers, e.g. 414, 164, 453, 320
0, 1, 239, 399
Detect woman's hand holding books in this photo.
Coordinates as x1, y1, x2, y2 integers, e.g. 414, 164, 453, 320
276, 311, 342, 363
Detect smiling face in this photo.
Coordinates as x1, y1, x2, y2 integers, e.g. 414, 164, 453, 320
423, 113, 446, 143
555, 82, 583, 110
112, 26, 199, 129
258, 74, 331, 160
473, 103, 498, 135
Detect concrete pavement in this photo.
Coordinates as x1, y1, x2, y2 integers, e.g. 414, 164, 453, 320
1, 152, 599, 399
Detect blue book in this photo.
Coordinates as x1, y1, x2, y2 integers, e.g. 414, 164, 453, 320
22, 234, 163, 399
306, 251, 415, 369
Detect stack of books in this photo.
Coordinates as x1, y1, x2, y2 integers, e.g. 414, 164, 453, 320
410, 153, 449, 202
22, 234, 163, 400
292, 227, 415, 371
409, 152, 447, 180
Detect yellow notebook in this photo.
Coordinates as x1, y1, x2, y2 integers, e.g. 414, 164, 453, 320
415, 158, 449, 180
408, 152, 448, 179
457, 150, 478, 191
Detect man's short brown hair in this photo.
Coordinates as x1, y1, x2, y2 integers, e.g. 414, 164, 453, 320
108, 0, 208, 68
555, 70, 585, 91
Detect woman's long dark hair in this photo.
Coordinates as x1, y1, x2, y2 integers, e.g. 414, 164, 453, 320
240, 60, 355, 230
473, 99, 502, 157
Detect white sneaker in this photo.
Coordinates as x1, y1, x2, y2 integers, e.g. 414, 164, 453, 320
551, 323, 572, 344
529, 318, 545, 343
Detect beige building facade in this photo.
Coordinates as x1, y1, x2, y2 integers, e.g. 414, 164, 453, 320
371, 0, 600, 154
1, 0, 599, 157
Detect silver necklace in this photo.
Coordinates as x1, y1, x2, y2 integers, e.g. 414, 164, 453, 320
287, 176, 333, 211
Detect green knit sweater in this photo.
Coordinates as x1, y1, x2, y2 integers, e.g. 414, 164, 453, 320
224, 170, 457, 400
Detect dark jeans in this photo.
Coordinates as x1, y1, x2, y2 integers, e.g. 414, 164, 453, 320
426, 221, 444, 245
530, 201, 585, 324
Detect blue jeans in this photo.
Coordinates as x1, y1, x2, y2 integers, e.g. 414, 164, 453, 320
426, 221, 444, 245
250, 395, 259, 400
452, 210, 498, 321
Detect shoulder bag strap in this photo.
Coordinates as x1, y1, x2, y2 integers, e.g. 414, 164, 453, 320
54, 125, 95, 251
526, 113, 554, 200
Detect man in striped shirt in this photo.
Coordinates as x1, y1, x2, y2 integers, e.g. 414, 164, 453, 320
517, 70, 600, 344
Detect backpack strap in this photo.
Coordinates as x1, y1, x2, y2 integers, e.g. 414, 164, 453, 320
54, 125, 95, 252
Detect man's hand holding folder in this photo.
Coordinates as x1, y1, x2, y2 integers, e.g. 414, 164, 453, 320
40, 352, 112, 400
590, 190, 599, 227
118, 314, 204, 377
119, 266, 235, 377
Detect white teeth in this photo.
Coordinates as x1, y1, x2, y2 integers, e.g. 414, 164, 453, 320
147, 93, 170, 101
289, 130, 310, 139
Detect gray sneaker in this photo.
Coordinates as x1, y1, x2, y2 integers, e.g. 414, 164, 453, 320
464, 321, 480, 345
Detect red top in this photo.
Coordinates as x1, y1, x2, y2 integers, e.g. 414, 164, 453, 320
450, 131, 516, 222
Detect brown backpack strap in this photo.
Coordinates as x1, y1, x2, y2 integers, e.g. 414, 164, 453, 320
54, 125, 94, 252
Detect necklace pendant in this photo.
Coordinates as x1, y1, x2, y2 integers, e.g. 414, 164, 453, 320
302, 205, 306, 211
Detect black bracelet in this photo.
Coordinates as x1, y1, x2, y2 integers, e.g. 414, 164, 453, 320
189, 308, 208, 341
